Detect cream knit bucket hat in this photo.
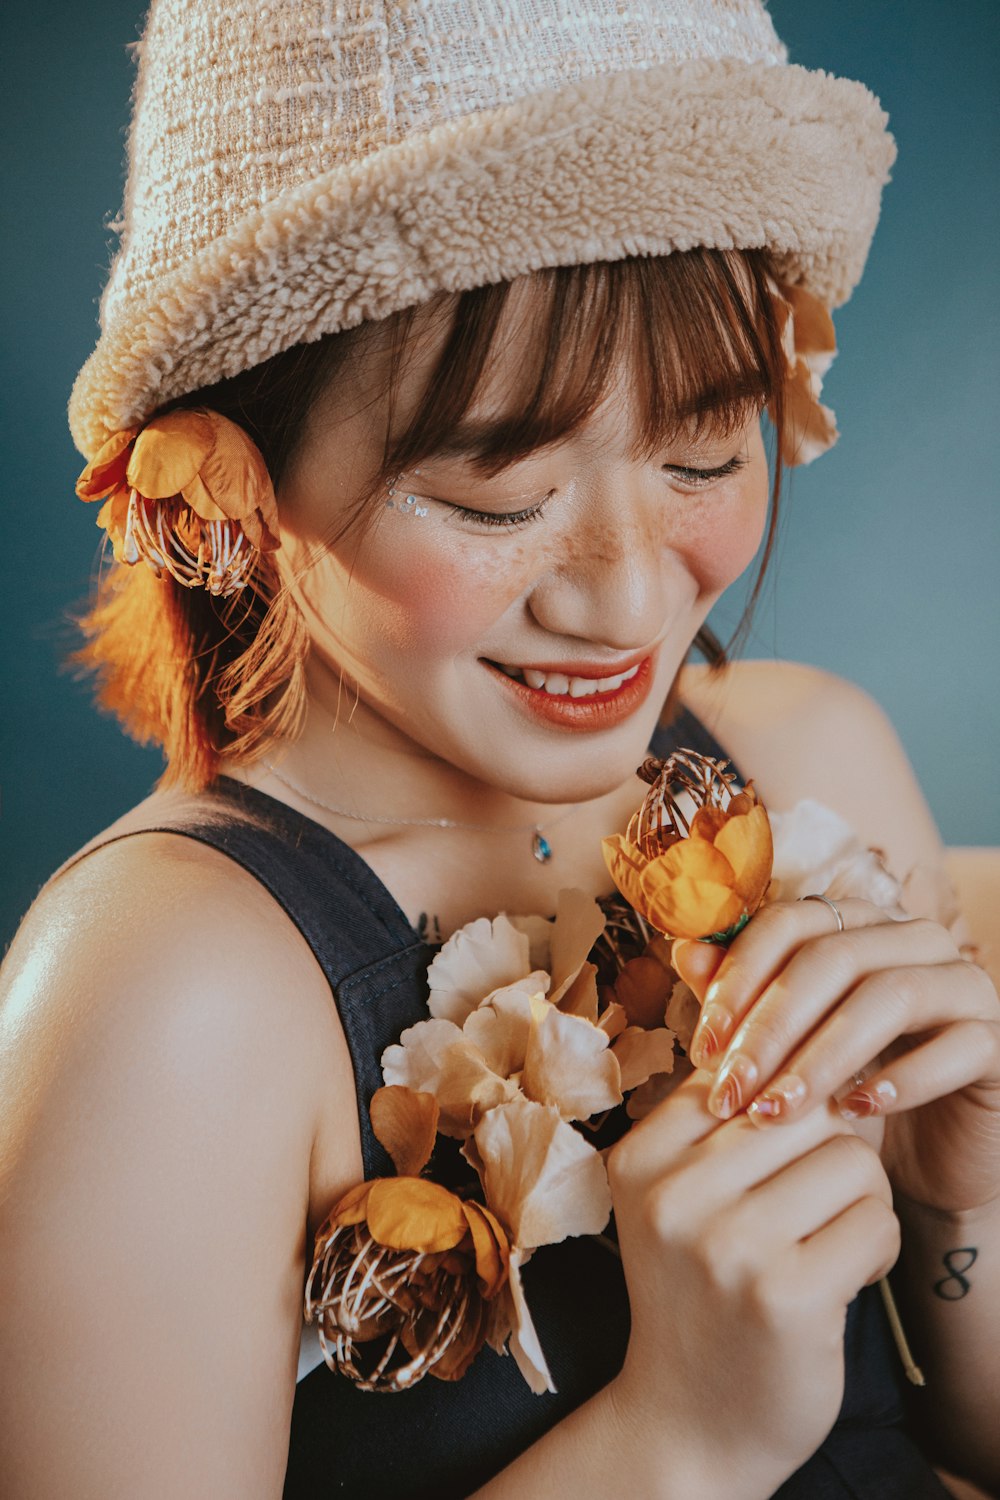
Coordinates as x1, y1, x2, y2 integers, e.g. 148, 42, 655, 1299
68, 0, 895, 461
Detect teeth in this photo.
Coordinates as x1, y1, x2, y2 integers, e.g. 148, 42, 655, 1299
500, 663, 640, 696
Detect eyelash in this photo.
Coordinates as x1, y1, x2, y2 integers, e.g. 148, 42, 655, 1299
447, 455, 748, 530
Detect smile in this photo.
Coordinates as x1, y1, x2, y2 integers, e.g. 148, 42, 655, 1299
483, 655, 655, 731
495, 662, 641, 697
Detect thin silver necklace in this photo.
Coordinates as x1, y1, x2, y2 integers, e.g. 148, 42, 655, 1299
260, 760, 581, 863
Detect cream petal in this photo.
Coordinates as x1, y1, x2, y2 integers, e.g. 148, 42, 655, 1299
427, 914, 531, 1024
381, 1019, 515, 1138
473, 1096, 613, 1248
626, 1067, 688, 1120
505, 1250, 555, 1394
612, 1026, 678, 1092
825, 852, 906, 917
522, 1003, 622, 1120
555, 961, 599, 1021
547, 888, 608, 1005
507, 913, 554, 973
596, 1000, 628, 1040
664, 980, 701, 1053
768, 799, 904, 913
463, 984, 540, 1077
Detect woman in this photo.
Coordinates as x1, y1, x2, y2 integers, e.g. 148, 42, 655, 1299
2, 1, 998, 1496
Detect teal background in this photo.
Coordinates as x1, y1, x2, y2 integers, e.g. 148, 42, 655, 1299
2, 1, 998, 956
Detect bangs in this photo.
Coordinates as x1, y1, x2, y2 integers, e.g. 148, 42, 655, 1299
371, 247, 784, 491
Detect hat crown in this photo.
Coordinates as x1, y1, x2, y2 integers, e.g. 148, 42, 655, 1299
108, 0, 785, 322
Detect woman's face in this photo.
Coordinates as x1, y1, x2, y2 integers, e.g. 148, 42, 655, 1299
275, 283, 770, 805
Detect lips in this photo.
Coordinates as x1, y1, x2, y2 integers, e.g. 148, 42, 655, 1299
483, 654, 655, 731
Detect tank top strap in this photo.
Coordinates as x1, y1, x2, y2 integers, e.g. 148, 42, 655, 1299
46, 777, 434, 1179
650, 701, 744, 777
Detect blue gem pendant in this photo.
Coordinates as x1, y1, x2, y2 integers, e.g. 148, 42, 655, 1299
532, 828, 552, 863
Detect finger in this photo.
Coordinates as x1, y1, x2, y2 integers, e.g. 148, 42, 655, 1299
704, 918, 959, 1119
795, 1195, 901, 1299
670, 937, 724, 1003
739, 1132, 893, 1245
689, 897, 895, 1073
642, 1100, 856, 1220
745, 959, 998, 1125
838, 1016, 1000, 1121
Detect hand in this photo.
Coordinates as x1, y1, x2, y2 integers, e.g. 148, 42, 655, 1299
606, 1071, 899, 1500
673, 898, 1000, 1216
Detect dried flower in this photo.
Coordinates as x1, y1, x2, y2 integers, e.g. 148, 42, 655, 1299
602, 751, 773, 942
767, 277, 839, 466
767, 798, 906, 914
305, 1086, 510, 1391
76, 408, 280, 595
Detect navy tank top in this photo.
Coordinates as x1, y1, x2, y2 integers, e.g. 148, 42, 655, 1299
66, 707, 950, 1498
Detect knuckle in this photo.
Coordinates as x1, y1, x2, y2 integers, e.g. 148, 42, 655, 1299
747, 1261, 792, 1326
607, 1133, 641, 1191
825, 1130, 885, 1184
964, 961, 1000, 1016
860, 966, 921, 1020
868, 1199, 902, 1264
643, 1177, 686, 1240
909, 916, 952, 950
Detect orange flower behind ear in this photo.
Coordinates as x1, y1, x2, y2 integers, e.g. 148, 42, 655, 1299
75, 408, 279, 595
603, 752, 773, 943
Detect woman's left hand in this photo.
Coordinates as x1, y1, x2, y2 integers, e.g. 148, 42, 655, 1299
673, 898, 1000, 1216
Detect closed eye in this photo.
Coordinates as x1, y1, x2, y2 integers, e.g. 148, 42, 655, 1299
664, 456, 748, 487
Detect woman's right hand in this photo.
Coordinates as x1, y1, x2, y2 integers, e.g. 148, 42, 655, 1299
604, 1071, 900, 1500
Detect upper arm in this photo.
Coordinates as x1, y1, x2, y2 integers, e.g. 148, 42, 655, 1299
681, 658, 992, 955
0, 834, 352, 1499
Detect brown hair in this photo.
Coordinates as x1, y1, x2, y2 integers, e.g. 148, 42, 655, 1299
71, 247, 786, 790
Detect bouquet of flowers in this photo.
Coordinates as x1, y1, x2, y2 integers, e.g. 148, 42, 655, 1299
304, 749, 944, 1394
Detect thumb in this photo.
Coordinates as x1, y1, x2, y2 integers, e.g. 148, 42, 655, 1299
670, 938, 725, 1003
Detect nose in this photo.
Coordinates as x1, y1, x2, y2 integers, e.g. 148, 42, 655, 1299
525, 496, 693, 650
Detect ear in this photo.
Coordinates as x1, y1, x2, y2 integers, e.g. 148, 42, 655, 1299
670, 938, 725, 1002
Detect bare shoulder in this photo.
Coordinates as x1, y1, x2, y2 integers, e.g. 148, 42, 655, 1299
680, 657, 945, 882
0, 827, 360, 1496
3, 821, 362, 1220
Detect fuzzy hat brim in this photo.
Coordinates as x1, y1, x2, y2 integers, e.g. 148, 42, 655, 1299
69, 56, 895, 459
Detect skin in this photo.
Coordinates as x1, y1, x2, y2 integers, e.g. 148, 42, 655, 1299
2, 277, 999, 1498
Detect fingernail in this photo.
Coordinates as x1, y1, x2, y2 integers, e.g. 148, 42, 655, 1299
840, 1080, 898, 1119
689, 1003, 733, 1070
709, 1054, 759, 1120
747, 1073, 808, 1125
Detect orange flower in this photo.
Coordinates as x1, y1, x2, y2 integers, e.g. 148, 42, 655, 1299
75, 408, 280, 592
328, 1176, 509, 1300
305, 1086, 510, 1390
603, 772, 773, 943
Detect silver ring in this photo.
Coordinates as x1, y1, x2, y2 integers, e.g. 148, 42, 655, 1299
799, 892, 845, 932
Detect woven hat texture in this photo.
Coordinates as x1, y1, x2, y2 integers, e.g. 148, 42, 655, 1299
69, 0, 896, 459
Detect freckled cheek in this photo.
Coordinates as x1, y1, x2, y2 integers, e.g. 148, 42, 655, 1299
352, 540, 525, 655
671, 489, 769, 596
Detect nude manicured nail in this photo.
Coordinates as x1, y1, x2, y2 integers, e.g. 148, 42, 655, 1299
708, 1054, 758, 1119
840, 1080, 897, 1119
747, 1073, 808, 1125
689, 1003, 733, 1070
